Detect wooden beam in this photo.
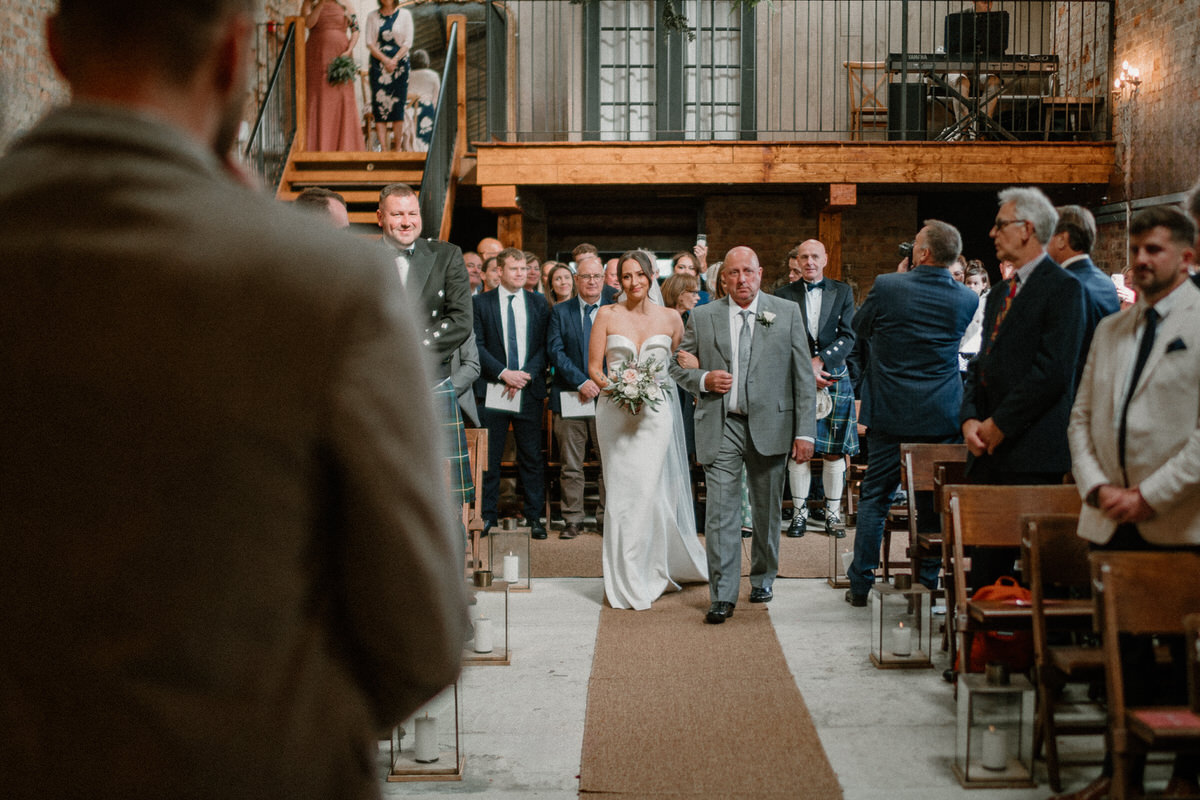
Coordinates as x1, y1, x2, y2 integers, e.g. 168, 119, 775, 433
473, 142, 1115, 187
819, 211, 843, 282
826, 183, 857, 209
481, 185, 521, 212
498, 213, 523, 250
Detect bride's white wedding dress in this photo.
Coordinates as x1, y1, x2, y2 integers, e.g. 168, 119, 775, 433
596, 333, 708, 610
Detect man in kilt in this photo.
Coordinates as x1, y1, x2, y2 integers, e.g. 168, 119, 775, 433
776, 239, 859, 538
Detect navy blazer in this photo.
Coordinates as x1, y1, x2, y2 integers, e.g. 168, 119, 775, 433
1065, 255, 1120, 385
546, 295, 612, 414
854, 265, 979, 437
961, 254, 1085, 476
472, 287, 550, 403
776, 277, 856, 369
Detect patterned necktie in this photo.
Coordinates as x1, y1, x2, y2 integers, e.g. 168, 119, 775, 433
506, 294, 520, 371
1118, 307, 1159, 472
737, 309, 752, 413
986, 275, 1020, 350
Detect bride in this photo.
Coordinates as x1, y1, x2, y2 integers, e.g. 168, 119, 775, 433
588, 250, 708, 610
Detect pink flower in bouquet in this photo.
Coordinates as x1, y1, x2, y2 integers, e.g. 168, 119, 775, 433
622, 368, 639, 383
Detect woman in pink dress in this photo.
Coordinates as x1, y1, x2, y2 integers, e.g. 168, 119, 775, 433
302, 0, 364, 151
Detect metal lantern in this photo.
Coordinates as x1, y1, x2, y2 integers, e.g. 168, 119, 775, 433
869, 578, 933, 668
954, 671, 1036, 787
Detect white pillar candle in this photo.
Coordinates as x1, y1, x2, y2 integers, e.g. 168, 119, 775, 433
473, 617, 494, 653
891, 622, 912, 657
414, 713, 439, 763
503, 552, 520, 584
981, 725, 1007, 771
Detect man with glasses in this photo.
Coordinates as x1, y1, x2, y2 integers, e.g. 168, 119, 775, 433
546, 255, 613, 539
961, 186, 1085, 582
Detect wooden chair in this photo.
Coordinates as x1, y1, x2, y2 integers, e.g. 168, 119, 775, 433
934, 461, 969, 660
463, 428, 488, 570
1187, 613, 1200, 714
900, 443, 968, 594
947, 484, 1082, 677
843, 61, 890, 140
1092, 551, 1200, 800
1022, 513, 1104, 792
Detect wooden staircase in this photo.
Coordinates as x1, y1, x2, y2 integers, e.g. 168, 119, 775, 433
274, 14, 468, 234
276, 152, 428, 226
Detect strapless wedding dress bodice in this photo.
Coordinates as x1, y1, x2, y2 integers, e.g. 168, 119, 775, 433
596, 333, 707, 610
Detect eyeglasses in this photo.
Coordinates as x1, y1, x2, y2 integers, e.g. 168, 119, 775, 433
992, 218, 1028, 231
577, 274, 604, 281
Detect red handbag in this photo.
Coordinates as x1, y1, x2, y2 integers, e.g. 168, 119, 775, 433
962, 576, 1034, 673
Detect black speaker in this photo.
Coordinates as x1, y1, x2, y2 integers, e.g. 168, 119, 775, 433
888, 83, 927, 140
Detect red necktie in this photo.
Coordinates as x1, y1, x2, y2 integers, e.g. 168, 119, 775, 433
986, 276, 1019, 351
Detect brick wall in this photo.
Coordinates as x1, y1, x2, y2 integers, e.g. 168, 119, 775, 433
0, 1, 288, 153
1111, 0, 1200, 201
703, 192, 918, 302
0, 0, 67, 151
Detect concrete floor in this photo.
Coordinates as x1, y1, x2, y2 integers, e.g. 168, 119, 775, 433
378, 577, 1153, 800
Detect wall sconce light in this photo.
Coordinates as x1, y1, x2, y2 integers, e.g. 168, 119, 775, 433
1112, 60, 1143, 268
1113, 61, 1142, 99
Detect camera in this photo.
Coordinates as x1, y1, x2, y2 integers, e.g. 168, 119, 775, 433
898, 241, 914, 261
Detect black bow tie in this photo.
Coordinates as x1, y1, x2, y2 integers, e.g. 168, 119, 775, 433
804, 279, 825, 293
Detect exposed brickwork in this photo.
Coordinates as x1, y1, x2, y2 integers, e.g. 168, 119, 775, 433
1110, 0, 1200, 201
0, 0, 67, 150
0, 1, 287, 152
703, 192, 917, 302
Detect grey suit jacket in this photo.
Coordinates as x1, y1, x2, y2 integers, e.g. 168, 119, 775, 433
670, 294, 816, 464
1068, 280, 1200, 546
0, 105, 466, 800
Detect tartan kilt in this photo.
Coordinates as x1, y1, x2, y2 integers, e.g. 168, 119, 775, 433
814, 366, 860, 456
433, 377, 475, 505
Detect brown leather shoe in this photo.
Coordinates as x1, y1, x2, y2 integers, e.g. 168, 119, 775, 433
559, 523, 579, 540
1050, 776, 1111, 800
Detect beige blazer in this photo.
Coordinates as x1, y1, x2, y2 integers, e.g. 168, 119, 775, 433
1068, 279, 1200, 545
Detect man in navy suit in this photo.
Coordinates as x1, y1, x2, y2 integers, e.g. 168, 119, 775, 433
847, 221, 980, 604
776, 239, 859, 538
1047, 205, 1120, 385
546, 255, 611, 539
474, 248, 551, 538
962, 186, 1085, 485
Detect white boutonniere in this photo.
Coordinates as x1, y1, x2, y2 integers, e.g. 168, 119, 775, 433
757, 311, 776, 328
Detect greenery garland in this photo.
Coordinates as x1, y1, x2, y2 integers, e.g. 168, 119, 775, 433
568, 0, 769, 41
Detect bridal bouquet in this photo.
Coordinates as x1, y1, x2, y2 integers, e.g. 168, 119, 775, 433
327, 55, 357, 86
604, 357, 666, 415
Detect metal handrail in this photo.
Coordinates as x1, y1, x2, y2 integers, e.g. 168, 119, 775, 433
243, 21, 297, 192
418, 20, 463, 240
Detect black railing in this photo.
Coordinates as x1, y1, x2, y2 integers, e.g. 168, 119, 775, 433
483, 0, 1113, 142
419, 21, 460, 240
244, 21, 296, 192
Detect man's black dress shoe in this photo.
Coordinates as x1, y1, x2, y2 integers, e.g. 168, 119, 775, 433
705, 601, 735, 624
527, 519, 548, 539
749, 586, 773, 603
786, 514, 806, 538
844, 589, 867, 607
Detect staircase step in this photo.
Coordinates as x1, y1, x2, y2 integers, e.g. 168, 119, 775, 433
278, 189, 398, 204
283, 169, 424, 187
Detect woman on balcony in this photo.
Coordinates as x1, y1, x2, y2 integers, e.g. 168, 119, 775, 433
365, 0, 413, 151
302, 0, 364, 151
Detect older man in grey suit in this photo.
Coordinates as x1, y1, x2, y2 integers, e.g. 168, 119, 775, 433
0, 1, 466, 797
671, 246, 816, 624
